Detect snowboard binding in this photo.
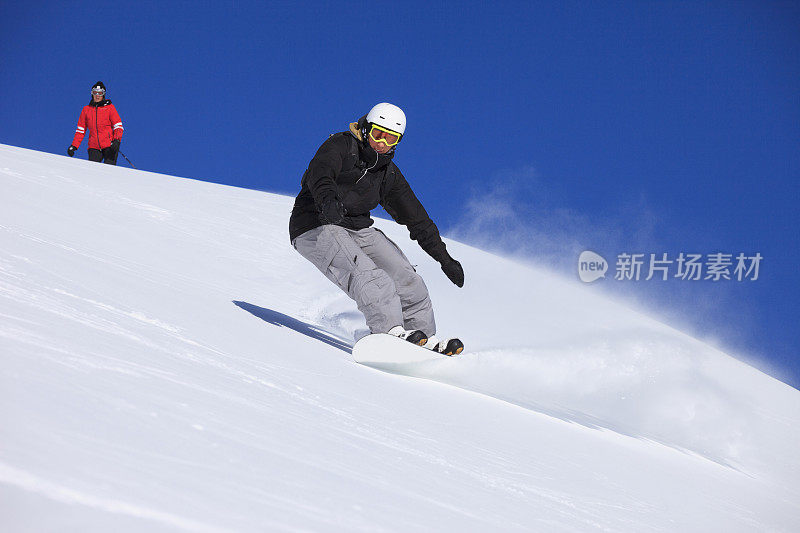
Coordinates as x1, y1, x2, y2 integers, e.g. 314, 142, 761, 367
388, 325, 428, 346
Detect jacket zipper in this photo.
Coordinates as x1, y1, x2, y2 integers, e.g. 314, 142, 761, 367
355, 151, 379, 184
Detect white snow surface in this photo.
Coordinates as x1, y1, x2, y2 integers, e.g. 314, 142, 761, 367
1, 144, 799, 532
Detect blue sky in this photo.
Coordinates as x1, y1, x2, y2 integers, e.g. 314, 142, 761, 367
1, 1, 798, 387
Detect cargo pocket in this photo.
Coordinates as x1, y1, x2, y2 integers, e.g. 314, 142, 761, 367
317, 226, 358, 294
350, 266, 397, 312
327, 262, 353, 293
315, 226, 340, 269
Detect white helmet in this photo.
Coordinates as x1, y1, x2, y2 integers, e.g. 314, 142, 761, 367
366, 102, 406, 135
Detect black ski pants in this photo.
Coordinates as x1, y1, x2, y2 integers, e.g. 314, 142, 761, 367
88, 146, 119, 165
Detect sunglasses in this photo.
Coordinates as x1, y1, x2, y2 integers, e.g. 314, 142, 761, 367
368, 124, 402, 147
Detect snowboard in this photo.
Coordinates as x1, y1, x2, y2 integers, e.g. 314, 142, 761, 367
352, 333, 453, 367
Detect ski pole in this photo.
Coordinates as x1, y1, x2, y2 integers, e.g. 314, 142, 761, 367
119, 151, 137, 169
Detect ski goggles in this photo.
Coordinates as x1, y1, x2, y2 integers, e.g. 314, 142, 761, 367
368, 124, 402, 147
91, 88, 105, 95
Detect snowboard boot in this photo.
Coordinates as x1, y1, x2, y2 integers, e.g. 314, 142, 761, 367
388, 325, 428, 346
423, 335, 464, 356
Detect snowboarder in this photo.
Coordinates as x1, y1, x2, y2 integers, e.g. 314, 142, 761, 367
290, 103, 465, 355
67, 81, 124, 165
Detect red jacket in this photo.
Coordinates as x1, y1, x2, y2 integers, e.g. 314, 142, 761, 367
72, 100, 124, 150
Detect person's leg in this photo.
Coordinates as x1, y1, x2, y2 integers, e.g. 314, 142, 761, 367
293, 225, 404, 333
354, 228, 436, 336
101, 146, 118, 165
87, 149, 102, 162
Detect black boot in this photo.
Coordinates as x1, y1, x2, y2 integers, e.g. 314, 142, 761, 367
388, 326, 428, 346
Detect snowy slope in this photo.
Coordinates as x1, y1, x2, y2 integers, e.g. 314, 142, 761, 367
1, 144, 798, 532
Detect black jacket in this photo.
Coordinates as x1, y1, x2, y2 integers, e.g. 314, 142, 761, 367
289, 122, 449, 264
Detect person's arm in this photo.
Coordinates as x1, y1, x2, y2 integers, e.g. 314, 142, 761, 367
71, 107, 87, 149
109, 105, 124, 141
304, 135, 347, 206
382, 165, 464, 286
303, 135, 350, 223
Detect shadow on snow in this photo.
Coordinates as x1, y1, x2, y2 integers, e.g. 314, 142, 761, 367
233, 301, 353, 353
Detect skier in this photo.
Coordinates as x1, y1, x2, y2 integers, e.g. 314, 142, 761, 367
67, 81, 124, 165
290, 103, 465, 355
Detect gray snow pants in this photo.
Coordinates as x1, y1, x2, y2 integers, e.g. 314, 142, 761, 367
292, 225, 436, 336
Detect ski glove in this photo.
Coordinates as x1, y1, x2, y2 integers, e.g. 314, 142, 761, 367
67, 145, 77, 157
318, 197, 346, 225
440, 255, 464, 287
110, 139, 120, 152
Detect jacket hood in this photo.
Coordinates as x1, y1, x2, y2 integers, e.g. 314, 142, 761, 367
349, 114, 368, 142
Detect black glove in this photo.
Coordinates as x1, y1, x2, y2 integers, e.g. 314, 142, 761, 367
67, 145, 77, 157
318, 197, 346, 225
110, 139, 120, 152
440, 255, 464, 287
